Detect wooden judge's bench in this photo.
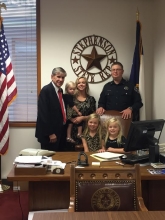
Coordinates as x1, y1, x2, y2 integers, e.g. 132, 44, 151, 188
7, 152, 165, 211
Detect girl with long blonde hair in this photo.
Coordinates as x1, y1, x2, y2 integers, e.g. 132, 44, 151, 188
82, 113, 104, 152
104, 117, 126, 153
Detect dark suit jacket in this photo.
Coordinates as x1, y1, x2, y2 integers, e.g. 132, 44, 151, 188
35, 82, 64, 144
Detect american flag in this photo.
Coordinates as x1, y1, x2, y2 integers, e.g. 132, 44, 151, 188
0, 23, 17, 155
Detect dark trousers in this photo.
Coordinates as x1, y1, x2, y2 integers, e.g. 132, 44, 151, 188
41, 125, 67, 151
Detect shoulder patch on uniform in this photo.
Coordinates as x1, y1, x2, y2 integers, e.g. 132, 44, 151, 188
134, 87, 139, 93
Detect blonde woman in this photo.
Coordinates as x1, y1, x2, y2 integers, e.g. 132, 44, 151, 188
72, 76, 96, 124
69, 76, 96, 145
82, 113, 104, 152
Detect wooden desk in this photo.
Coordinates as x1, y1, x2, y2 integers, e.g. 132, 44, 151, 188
32, 211, 165, 220
7, 152, 165, 211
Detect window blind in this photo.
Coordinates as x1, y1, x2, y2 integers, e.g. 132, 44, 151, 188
3, 0, 37, 122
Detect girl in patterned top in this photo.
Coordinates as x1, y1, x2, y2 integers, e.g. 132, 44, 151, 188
103, 117, 126, 154
81, 113, 104, 152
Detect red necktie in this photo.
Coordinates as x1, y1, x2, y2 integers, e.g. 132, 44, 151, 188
58, 89, 66, 124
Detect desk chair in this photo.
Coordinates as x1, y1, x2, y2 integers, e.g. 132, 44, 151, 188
100, 110, 132, 138
69, 163, 147, 212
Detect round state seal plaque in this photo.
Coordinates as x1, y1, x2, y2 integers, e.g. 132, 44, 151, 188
70, 35, 117, 83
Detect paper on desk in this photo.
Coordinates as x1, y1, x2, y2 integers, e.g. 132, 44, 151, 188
16, 164, 35, 168
151, 163, 165, 169
91, 152, 124, 161
14, 156, 42, 164
16, 163, 44, 168
41, 160, 63, 166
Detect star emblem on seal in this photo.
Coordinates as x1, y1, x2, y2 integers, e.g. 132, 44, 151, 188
81, 46, 107, 71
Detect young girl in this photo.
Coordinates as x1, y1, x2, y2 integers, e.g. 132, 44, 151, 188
82, 113, 104, 152
104, 117, 126, 153
64, 81, 82, 143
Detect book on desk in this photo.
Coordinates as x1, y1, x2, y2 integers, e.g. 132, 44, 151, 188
91, 152, 124, 161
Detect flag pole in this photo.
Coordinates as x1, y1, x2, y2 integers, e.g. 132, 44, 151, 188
0, 2, 10, 193
136, 8, 139, 21
0, 156, 2, 192
0, 2, 6, 29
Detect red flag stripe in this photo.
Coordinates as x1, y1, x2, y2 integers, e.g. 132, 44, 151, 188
0, 95, 8, 122
0, 117, 9, 142
8, 89, 17, 106
6, 61, 12, 74
7, 74, 15, 88
0, 138, 9, 155
0, 75, 7, 99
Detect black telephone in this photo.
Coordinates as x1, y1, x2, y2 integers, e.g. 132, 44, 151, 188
77, 152, 89, 166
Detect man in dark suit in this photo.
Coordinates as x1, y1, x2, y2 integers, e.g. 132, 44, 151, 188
35, 67, 67, 151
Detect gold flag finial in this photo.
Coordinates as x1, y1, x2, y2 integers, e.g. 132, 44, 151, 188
136, 8, 139, 21
0, 2, 7, 29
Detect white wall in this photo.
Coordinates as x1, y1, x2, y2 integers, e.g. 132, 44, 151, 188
1, 128, 40, 179
152, 0, 165, 143
2, 0, 162, 179
40, 0, 154, 108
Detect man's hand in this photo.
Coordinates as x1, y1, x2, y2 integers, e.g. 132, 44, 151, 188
49, 134, 57, 143
96, 107, 105, 116
73, 116, 84, 124
120, 108, 132, 119
77, 111, 82, 116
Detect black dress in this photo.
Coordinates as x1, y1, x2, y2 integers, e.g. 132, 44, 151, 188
105, 135, 126, 149
63, 94, 75, 109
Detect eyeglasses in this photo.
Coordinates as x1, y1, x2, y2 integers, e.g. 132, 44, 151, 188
110, 69, 123, 72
